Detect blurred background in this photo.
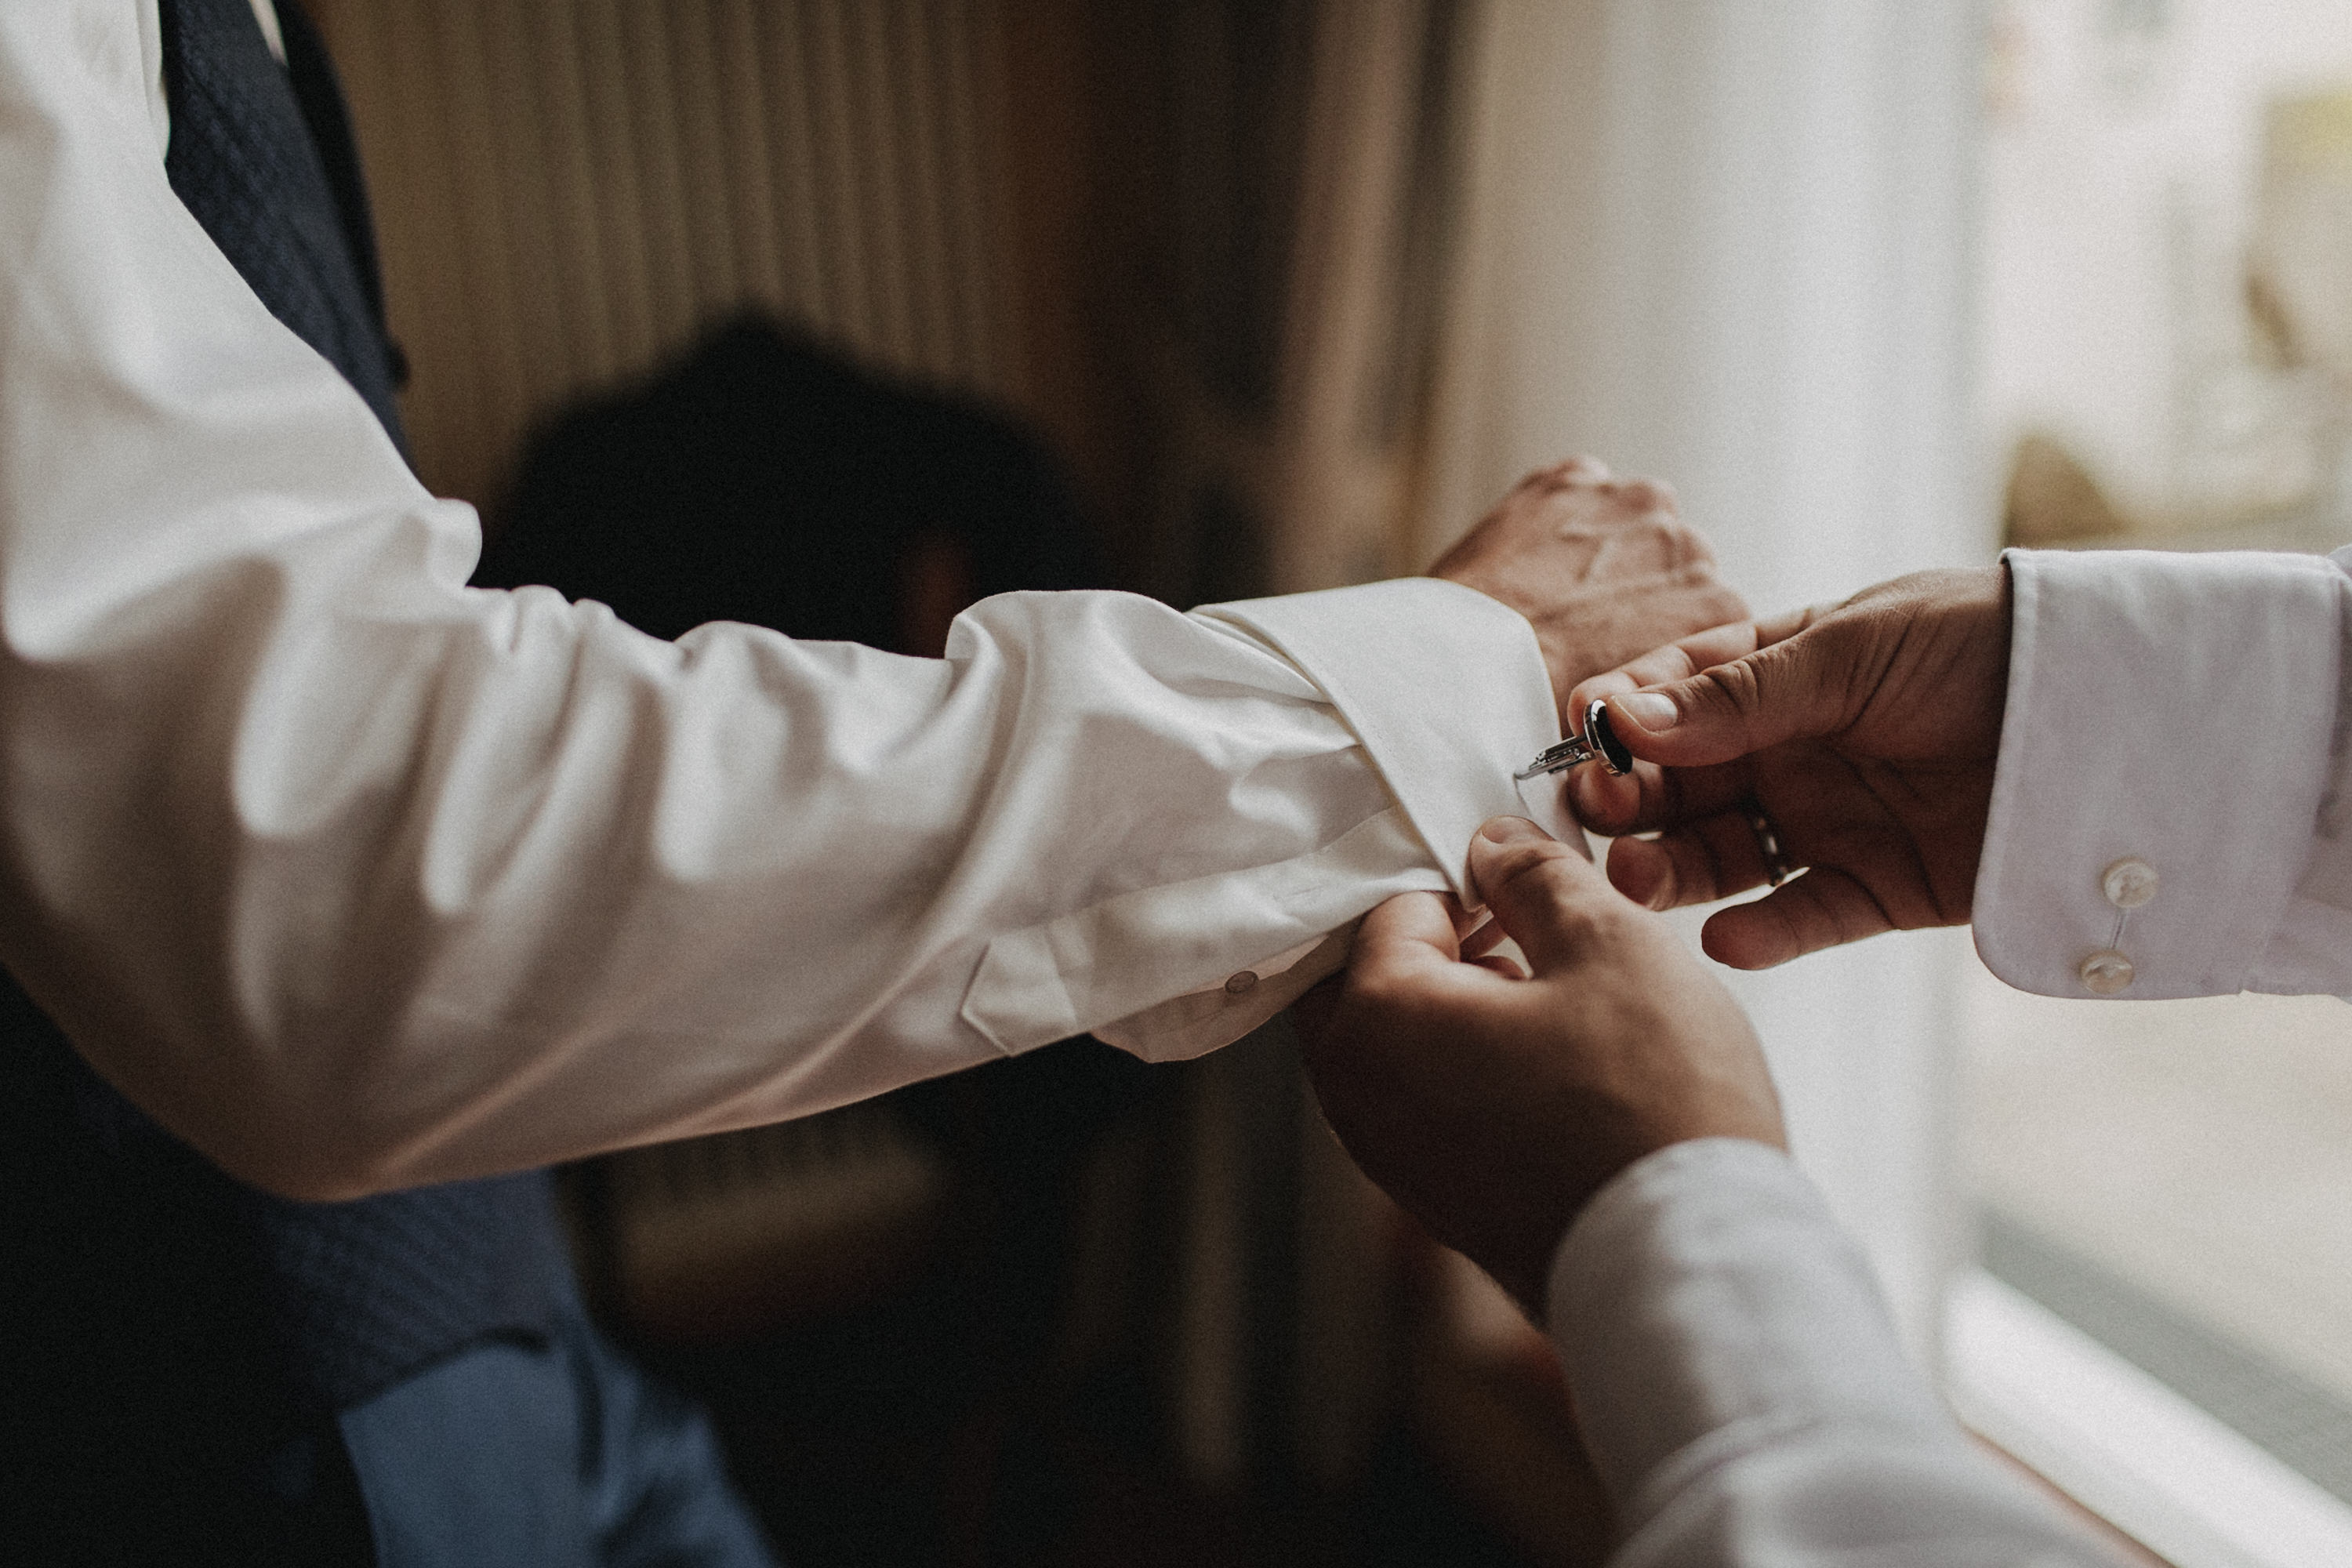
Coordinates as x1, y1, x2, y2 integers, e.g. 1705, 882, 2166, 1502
295, 1, 2352, 1562
1966, 2, 2352, 1548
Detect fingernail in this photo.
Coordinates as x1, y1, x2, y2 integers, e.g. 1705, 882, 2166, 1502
1613, 692, 1679, 731
1478, 816, 1544, 844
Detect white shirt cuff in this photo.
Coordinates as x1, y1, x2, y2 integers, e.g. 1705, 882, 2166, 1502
1196, 577, 1560, 901
1545, 1138, 1950, 1530
1976, 548, 2346, 999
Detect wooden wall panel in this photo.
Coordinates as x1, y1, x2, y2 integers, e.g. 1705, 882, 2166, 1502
307, 0, 1022, 510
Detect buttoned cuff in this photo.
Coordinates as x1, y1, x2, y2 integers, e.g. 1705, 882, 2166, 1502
1196, 578, 1560, 901
1976, 548, 2346, 1000
1545, 1138, 1949, 1530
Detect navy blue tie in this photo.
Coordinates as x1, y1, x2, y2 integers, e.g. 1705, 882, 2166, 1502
162, 0, 411, 454
0, 0, 563, 1433
161, 0, 567, 1408
0, 7, 559, 1557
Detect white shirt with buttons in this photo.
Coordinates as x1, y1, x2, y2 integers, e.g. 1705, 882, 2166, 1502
8, 7, 2212, 1563
1978, 544, 2352, 1003
1525, 543, 2352, 1567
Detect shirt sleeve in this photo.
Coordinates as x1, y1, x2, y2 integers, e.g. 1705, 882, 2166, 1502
1976, 546, 2352, 1000
1547, 1139, 2126, 1567
0, 4, 1558, 1196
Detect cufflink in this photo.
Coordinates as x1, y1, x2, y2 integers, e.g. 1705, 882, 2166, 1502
1516, 699, 1635, 781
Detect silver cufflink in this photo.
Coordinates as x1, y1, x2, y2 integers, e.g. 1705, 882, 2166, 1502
1515, 699, 1635, 782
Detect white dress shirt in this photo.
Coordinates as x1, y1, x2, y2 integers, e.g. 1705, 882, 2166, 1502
1550, 1142, 2122, 1566
15, 5, 2215, 1557
0, 3, 1561, 1196
1540, 544, 2352, 1565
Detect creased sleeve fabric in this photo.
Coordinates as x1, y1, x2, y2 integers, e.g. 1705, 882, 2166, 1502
0, 2, 1559, 1196
1976, 546, 2352, 1000
1548, 1140, 2123, 1567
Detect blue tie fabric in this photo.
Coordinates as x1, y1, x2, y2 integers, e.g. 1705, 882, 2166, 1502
164, 0, 572, 1422
161, 0, 409, 450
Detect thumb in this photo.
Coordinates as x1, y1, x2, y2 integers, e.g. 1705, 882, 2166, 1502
1348, 889, 1465, 987
1599, 617, 1861, 768
1466, 817, 1613, 978
1296, 891, 1459, 1061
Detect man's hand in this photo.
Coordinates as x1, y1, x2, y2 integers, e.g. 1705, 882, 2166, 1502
1432, 459, 1748, 728
1294, 818, 1783, 1316
1563, 566, 2011, 969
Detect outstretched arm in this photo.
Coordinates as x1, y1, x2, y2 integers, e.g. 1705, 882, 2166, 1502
0, 5, 1740, 1197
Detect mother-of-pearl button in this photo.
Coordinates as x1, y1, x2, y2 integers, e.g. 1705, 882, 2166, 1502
1224, 970, 1258, 996
2079, 949, 2136, 995
2101, 857, 2159, 909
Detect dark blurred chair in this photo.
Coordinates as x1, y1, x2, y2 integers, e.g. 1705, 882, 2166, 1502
478, 314, 1100, 657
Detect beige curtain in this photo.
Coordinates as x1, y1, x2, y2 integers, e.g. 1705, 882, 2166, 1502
1423, 0, 1986, 1367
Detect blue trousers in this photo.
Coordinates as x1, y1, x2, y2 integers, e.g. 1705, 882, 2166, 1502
339, 1302, 778, 1568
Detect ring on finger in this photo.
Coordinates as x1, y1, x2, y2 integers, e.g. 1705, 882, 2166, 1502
1743, 802, 1795, 888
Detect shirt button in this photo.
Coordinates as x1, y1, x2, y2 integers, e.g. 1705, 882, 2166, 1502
2101, 858, 2159, 910
1224, 970, 1259, 996
2079, 949, 2136, 995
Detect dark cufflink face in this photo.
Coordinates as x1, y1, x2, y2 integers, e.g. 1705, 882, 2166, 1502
1584, 698, 1633, 775
1514, 701, 1636, 782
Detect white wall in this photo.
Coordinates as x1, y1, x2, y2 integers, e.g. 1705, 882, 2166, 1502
1422, 0, 1985, 1359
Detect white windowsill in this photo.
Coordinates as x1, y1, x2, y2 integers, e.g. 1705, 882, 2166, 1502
1947, 1272, 2352, 1568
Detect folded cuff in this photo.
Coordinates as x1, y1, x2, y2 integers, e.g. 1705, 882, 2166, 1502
1196, 578, 1559, 900
1976, 548, 2345, 999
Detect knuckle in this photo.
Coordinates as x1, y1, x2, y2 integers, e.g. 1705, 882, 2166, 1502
1784, 891, 1846, 956
1747, 632, 1842, 716
1581, 898, 1647, 946
1566, 670, 1635, 713
1487, 840, 1593, 909
1693, 583, 1748, 623
1345, 965, 1422, 1016
1612, 477, 1675, 514
1664, 523, 1722, 572
1554, 891, 1642, 956
1344, 970, 1397, 1010
1695, 657, 1766, 719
